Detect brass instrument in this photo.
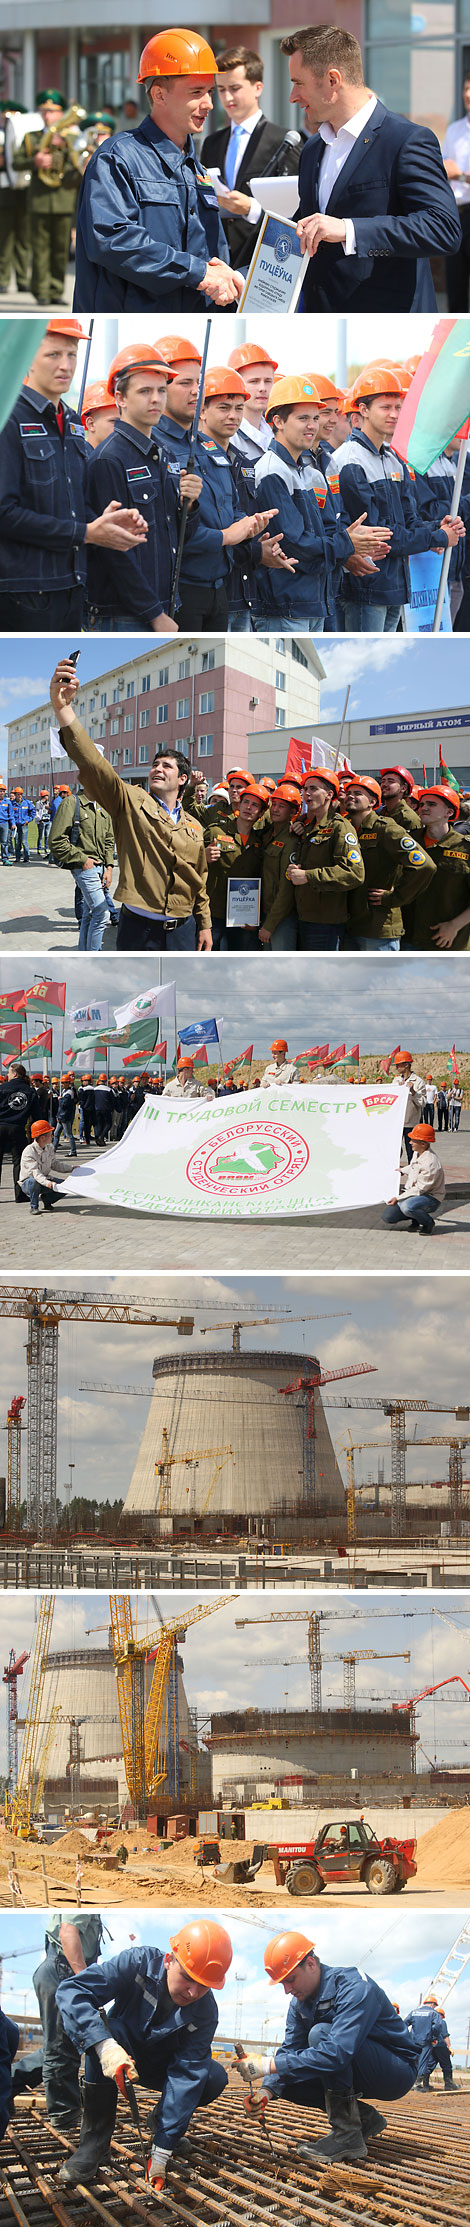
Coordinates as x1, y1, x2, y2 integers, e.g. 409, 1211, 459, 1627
5, 103, 88, 190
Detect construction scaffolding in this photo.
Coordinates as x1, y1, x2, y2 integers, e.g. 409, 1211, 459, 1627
26, 1310, 58, 1540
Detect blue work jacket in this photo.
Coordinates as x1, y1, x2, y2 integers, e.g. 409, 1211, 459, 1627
86, 423, 185, 622
57, 1947, 219, 2152
329, 430, 447, 607
265, 1963, 419, 2092
0, 386, 88, 594
74, 118, 229, 312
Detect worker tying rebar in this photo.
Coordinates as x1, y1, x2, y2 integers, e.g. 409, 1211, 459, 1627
233, 1932, 420, 2165
55, 1924, 232, 2194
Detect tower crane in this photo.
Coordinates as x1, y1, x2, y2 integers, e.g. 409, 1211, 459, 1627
407, 1438, 470, 1529
10, 1597, 55, 1836
324, 1397, 470, 1536
235, 1610, 324, 1711
4, 1398, 26, 1533
110, 1595, 231, 1821
428, 1919, 470, 2005
327, 1648, 411, 1712
200, 1309, 350, 1356
336, 1437, 386, 1547
155, 1433, 234, 1521
2, 1648, 29, 1802
279, 1361, 377, 1507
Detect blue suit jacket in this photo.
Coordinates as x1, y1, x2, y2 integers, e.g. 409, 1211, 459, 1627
298, 100, 461, 311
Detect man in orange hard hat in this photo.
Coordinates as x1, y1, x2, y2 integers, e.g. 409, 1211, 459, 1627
86, 342, 202, 633
328, 364, 464, 634
0, 319, 148, 633
260, 1039, 297, 1086
74, 30, 243, 314
163, 1055, 214, 1100
382, 1121, 445, 1234
233, 1932, 419, 2164
56, 1924, 233, 2191
227, 343, 279, 470
81, 382, 118, 449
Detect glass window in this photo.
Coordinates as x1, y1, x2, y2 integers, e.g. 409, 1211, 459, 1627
139, 744, 149, 764
201, 648, 215, 670
276, 670, 285, 691
157, 704, 168, 724
158, 666, 169, 686
123, 748, 132, 766
365, 0, 455, 135
177, 696, 190, 718
110, 719, 119, 735
175, 736, 189, 749
275, 637, 285, 653
100, 692, 107, 708
127, 681, 134, 698
124, 714, 133, 732
110, 750, 119, 766
140, 708, 150, 729
113, 687, 120, 703
178, 657, 190, 679
292, 642, 308, 667
199, 690, 214, 715
198, 733, 213, 757
142, 673, 151, 693
98, 723, 105, 738
90, 695, 95, 710
275, 708, 286, 727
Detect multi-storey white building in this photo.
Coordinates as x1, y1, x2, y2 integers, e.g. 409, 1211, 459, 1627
6, 634, 324, 802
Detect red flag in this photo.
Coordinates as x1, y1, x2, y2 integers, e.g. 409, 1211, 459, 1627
380, 1044, 401, 1075
227, 1044, 254, 1071
23, 978, 66, 1015
0, 1022, 23, 1053
193, 1043, 208, 1065
347, 1043, 359, 1065
324, 1044, 346, 1067
23, 1027, 53, 1058
0, 991, 26, 1024
123, 1041, 167, 1067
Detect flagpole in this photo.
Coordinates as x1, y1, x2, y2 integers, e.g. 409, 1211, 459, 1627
333, 684, 350, 771
432, 433, 469, 635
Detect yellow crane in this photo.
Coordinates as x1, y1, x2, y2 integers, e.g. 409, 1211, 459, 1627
336, 1436, 386, 1547
11, 1597, 55, 1836
33, 1706, 62, 1826
155, 1432, 234, 1520
110, 1595, 230, 1820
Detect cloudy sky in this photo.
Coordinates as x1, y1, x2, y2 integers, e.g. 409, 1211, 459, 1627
0, 1275, 469, 1510
0, 955, 467, 1063
1, 1583, 469, 1778
2, 1904, 470, 2054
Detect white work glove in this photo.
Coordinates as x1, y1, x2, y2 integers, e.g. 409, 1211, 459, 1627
96, 2037, 138, 2090
232, 2050, 271, 2082
148, 2145, 172, 2189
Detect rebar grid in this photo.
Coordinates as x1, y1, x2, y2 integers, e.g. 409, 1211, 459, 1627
2, 2082, 470, 2227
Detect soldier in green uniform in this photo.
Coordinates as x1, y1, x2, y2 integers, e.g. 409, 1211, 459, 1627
411, 782, 470, 949
343, 776, 436, 950
0, 101, 31, 294
278, 767, 364, 951
378, 766, 423, 833
205, 781, 265, 949
30, 89, 80, 304
82, 111, 115, 151
258, 781, 302, 950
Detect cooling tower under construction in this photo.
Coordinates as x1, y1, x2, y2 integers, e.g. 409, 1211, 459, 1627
122, 1352, 344, 1539
25, 1637, 193, 1822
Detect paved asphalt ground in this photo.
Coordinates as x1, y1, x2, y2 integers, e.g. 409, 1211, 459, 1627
1, 1115, 468, 1271
0, 852, 119, 953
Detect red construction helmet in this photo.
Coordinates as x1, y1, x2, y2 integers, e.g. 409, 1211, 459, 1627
349, 365, 405, 404
380, 764, 415, 795
30, 1120, 53, 1139
272, 782, 301, 807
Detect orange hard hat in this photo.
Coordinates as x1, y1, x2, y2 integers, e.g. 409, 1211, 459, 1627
157, 334, 202, 368
424, 1994, 438, 2005
426, 1074, 433, 1081
380, 764, 415, 795
271, 1039, 288, 1053
30, 1120, 53, 1139
307, 372, 344, 404
346, 775, 381, 807
97, 1073, 107, 1083
265, 1932, 315, 1986
419, 783, 460, 820
303, 766, 339, 797
107, 343, 173, 397
13, 787, 23, 795
46, 317, 86, 340
81, 380, 118, 424
138, 31, 217, 82
240, 782, 266, 807
260, 777, 277, 795
82, 1074, 93, 1082
409, 1123, 435, 1143
169, 1919, 233, 1989
350, 365, 405, 404
266, 374, 320, 420
39, 788, 49, 796
406, 354, 422, 376
272, 782, 300, 806
204, 365, 249, 401
366, 357, 412, 393
228, 342, 278, 373
394, 1051, 413, 1066
177, 1056, 194, 1071
227, 767, 251, 784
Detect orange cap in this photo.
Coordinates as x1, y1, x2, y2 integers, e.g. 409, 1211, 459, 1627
177, 1056, 194, 1071
266, 374, 320, 420
394, 1052, 413, 1067
303, 766, 339, 798
228, 342, 278, 373
138, 31, 217, 81
265, 1932, 315, 1986
46, 317, 86, 339
409, 1123, 435, 1143
170, 1919, 232, 1989
157, 334, 202, 368
346, 776, 381, 807
204, 365, 249, 401
350, 365, 405, 404
107, 343, 173, 397
81, 380, 118, 424
240, 782, 266, 807
30, 1120, 53, 1139
419, 783, 460, 820
97, 1073, 107, 1083
271, 1039, 288, 1053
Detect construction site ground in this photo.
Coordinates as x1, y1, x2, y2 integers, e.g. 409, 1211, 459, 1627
3, 2075, 470, 2227
3, 1810, 470, 1908
0, 1122, 469, 1272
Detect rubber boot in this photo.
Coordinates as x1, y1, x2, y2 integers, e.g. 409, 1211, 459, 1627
444, 2078, 460, 2091
357, 2101, 387, 2138
58, 2081, 117, 2186
415, 2079, 430, 2091
298, 2089, 367, 2164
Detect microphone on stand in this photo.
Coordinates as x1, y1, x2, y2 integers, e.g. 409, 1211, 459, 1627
248, 128, 304, 185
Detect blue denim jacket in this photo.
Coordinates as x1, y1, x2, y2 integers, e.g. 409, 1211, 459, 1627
0, 386, 88, 594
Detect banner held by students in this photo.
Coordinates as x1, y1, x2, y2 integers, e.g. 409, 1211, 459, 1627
59, 1083, 405, 1222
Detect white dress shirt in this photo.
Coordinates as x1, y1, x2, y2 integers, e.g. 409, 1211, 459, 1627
225, 107, 263, 222
318, 92, 377, 255
442, 114, 470, 203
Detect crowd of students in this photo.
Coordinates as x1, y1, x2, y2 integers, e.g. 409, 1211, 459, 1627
1, 319, 469, 638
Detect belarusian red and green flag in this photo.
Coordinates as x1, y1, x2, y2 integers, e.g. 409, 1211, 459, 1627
394, 318, 470, 472
438, 743, 460, 795
22, 979, 66, 1016
0, 991, 26, 1025
0, 1022, 23, 1054
447, 1044, 460, 1078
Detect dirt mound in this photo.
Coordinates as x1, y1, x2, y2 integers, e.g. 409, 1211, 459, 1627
417, 1808, 470, 1887
48, 1828, 94, 1856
